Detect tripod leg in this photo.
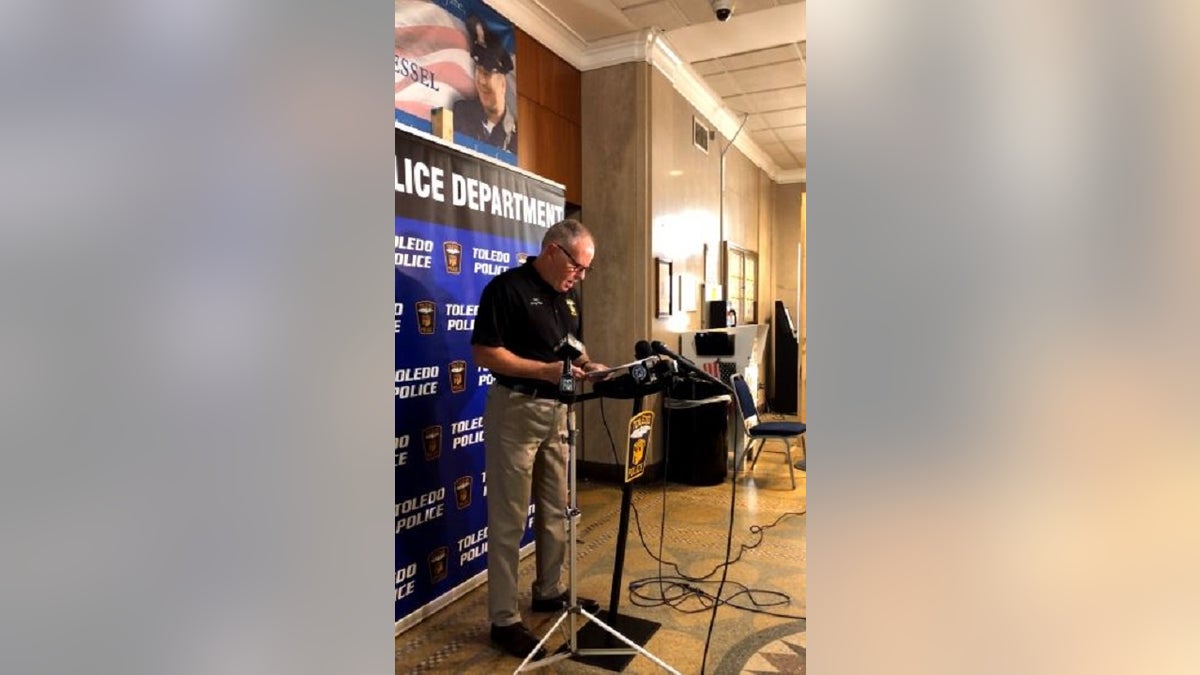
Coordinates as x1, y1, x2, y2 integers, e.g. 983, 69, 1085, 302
576, 609, 681, 674
513, 609, 572, 673
519, 390, 680, 673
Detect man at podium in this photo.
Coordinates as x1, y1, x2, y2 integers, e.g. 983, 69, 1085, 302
470, 219, 607, 658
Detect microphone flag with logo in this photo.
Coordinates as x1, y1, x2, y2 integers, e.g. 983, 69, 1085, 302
625, 410, 653, 483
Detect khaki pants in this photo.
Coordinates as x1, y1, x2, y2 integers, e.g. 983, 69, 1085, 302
484, 385, 570, 626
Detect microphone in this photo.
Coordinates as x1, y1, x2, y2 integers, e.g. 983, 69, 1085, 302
591, 342, 668, 398
555, 334, 584, 395
635, 340, 675, 377
632, 340, 655, 384
649, 340, 694, 365
634, 339, 653, 360
650, 339, 731, 393
555, 334, 584, 361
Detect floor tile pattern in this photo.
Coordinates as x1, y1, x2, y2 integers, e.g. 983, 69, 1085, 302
397, 440, 806, 674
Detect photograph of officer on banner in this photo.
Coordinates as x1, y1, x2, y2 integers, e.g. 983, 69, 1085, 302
453, 15, 517, 154
394, 1, 519, 162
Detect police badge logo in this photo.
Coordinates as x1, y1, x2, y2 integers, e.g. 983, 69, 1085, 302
448, 360, 467, 393
427, 546, 449, 584
415, 300, 436, 335
443, 241, 463, 275
422, 425, 442, 461
453, 476, 472, 509
625, 411, 654, 483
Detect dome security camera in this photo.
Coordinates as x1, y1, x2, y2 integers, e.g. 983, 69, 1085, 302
711, 0, 733, 21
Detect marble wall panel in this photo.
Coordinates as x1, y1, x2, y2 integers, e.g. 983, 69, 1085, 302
579, 62, 652, 465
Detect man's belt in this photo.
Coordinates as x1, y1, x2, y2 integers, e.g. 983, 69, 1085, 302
502, 382, 562, 400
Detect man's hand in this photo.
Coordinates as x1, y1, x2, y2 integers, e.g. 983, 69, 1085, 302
540, 361, 585, 384
581, 362, 612, 381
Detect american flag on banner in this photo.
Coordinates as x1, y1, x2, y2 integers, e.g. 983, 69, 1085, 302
703, 360, 738, 385
395, 0, 476, 122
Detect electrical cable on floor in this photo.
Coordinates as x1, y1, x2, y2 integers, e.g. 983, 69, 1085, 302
600, 398, 805, 581
597, 398, 807, 632
697, 444, 739, 674
656, 398, 670, 609
627, 495, 805, 582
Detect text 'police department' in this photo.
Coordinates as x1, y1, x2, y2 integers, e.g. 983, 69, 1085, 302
395, 157, 565, 227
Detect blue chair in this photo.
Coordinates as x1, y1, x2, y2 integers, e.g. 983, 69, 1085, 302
730, 373, 806, 489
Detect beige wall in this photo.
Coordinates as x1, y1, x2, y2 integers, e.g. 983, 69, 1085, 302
721, 142, 773, 325
646, 68, 777, 335
720, 143, 759, 247
772, 182, 805, 321
577, 63, 801, 471
648, 67, 720, 342
770, 182, 804, 402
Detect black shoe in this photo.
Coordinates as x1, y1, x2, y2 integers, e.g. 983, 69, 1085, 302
531, 591, 600, 614
490, 622, 546, 660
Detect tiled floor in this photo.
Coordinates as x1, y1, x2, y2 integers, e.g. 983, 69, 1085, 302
396, 435, 806, 674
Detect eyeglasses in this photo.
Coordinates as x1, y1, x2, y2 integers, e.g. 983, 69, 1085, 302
554, 243, 594, 274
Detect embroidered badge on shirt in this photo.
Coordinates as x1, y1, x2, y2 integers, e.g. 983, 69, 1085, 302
530, 297, 544, 306
565, 298, 578, 317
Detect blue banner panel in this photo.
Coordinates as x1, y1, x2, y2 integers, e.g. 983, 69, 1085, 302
395, 0, 519, 165
395, 127, 562, 625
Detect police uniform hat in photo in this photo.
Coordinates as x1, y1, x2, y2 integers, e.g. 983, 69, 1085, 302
468, 24, 513, 74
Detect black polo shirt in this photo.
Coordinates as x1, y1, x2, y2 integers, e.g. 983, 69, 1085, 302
471, 257, 583, 391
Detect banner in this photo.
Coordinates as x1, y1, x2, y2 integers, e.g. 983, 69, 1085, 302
395, 126, 564, 629
395, 0, 519, 165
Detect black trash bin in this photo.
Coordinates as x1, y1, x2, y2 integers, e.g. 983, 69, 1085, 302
663, 377, 732, 486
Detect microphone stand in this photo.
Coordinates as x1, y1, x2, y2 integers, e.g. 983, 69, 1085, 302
606, 385, 643, 621
577, 365, 666, 670
652, 344, 734, 395
517, 359, 678, 674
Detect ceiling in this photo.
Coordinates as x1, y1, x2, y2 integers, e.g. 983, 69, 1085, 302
489, 0, 806, 182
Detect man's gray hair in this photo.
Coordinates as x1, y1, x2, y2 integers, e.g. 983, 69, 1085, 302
541, 219, 592, 250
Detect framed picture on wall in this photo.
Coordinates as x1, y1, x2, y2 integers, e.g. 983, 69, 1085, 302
656, 257, 673, 317
723, 241, 759, 324
693, 117, 711, 154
